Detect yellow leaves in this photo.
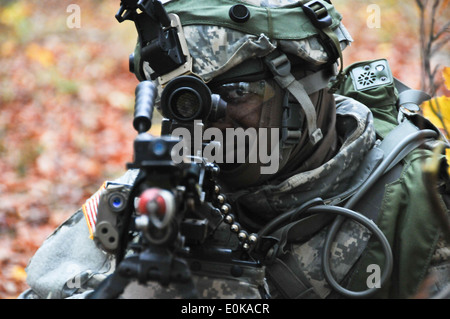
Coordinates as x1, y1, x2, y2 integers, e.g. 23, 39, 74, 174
25, 43, 56, 68
0, 2, 34, 43
1, 40, 16, 57
422, 95, 450, 136
443, 67, 450, 91
421, 67, 450, 174
446, 147, 450, 170
10, 266, 27, 282
0, 2, 32, 27
422, 67, 450, 137
0, 1, 140, 300
0, 266, 27, 298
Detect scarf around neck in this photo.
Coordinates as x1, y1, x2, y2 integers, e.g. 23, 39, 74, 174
228, 94, 377, 231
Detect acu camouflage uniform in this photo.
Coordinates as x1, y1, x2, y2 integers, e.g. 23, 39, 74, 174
20, 0, 449, 299
20, 95, 377, 299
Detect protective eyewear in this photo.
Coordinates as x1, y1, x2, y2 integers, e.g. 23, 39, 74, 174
210, 80, 276, 106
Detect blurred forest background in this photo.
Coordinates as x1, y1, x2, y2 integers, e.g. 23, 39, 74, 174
0, 0, 448, 298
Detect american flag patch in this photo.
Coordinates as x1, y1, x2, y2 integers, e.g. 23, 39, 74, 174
82, 182, 107, 239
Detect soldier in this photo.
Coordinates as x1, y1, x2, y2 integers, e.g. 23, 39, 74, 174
20, 0, 449, 299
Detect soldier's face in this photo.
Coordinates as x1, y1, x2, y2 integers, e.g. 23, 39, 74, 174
208, 80, 276, 130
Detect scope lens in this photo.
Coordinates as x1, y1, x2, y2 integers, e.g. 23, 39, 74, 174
161, 75, 214, 122
170, 88, 201, 120
112, 197, 122, 208
108, 193, 126, 212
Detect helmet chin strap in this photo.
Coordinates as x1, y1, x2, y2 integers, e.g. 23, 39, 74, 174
219, 52, 335, 190
264, 51, 326, 147
218, 86, 284, 190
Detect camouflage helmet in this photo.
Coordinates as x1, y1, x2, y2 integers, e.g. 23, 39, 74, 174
127, 0, 353, 188
136, 0, 353, 86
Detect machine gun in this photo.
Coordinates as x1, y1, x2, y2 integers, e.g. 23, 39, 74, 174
86, 0, 263, 299
87, 80, 259, 299
85, 0, 229, 299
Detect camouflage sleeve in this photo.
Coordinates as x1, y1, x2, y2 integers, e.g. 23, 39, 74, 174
20, 208, 114, 299
265, 219, 371, 299
19, 167, 270, 299
419, 157, 450, 298
423, 181, 450, 298
19, 169, 140, 299
426, 237, 450, 298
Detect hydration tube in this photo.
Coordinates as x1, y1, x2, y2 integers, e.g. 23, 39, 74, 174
321, 129, 438, 298
256, 128, 439, 298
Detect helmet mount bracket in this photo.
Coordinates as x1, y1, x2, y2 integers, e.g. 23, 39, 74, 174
116, 0, 193, 86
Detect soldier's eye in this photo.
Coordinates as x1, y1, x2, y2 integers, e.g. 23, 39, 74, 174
213, 81, 271, 105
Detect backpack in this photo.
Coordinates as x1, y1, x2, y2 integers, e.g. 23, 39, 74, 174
339, 59, 450, 297
265, 58, 450, 299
